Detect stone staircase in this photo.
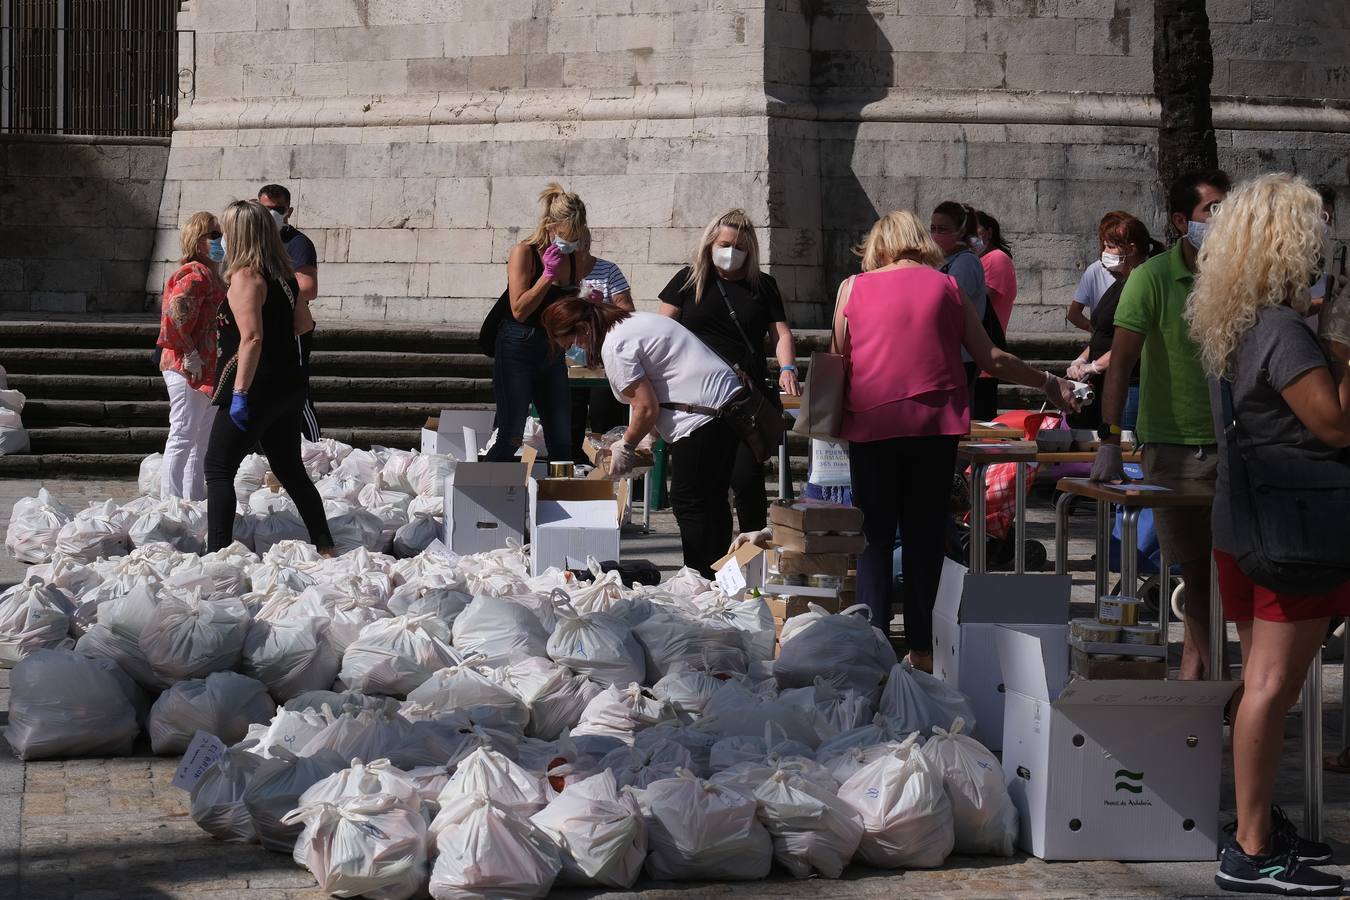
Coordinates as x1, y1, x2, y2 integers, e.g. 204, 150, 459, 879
0, 317, 1083, 479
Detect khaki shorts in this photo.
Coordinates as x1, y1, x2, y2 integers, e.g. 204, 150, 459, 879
1142, 442, 1218, 568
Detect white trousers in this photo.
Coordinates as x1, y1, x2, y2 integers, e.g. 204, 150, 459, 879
160, 369, 215, 501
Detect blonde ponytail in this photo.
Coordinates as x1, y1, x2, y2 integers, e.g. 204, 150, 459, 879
526, 182, 588, 250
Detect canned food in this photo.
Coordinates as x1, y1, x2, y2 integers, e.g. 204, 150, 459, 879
1090, 654, 1122, 661
1120, 625, 1160, 645
783, 574, 808, 587
1098, 595, 1141, 626
549, 462, 575, 479
1071, 618, 1121, 643
808, 574, 843, 590
1131, 655, 1159, 662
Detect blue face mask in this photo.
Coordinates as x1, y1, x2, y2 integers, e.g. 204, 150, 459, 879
1185, 219, 1210, 250
207, 237, 226, 262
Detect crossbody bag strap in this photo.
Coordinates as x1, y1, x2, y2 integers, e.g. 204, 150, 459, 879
660, 400, 723, 417
830, 275, 855, 354
713, 277, 762, 362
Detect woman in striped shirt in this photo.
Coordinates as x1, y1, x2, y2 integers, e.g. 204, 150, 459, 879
571, 234, 636, 458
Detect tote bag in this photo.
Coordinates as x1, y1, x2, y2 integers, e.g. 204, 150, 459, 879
793, 276, 853, 440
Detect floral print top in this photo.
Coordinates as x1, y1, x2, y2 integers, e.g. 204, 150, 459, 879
156, 261, 225, 395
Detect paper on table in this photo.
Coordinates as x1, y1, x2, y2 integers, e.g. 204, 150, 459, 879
1121, 484, 1173, 492
172, 731, 227, 792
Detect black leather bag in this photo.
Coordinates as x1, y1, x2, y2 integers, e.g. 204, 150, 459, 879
1222, 379, 1350, 593
661, 365, 785, 465
478, 249, 542, 357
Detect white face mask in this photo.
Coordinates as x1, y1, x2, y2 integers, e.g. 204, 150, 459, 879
969, 236, 986, 253
711, 245, 747, 272
1185, 219, 1209, 250
269, 208, 286, 228
1101, 251, 1125, 271
552, 236, 578, 254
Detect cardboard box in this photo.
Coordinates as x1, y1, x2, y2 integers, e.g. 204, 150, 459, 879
998, 627, 1238, 861
422, 409, 497, 460
530, 479, 620, 577
930, 558, 1070, 750
765, 593, 843, 620
443, 462, 529, 556
770, 525, 866, 554
769, 498, 863, 534
769, 548, 853, 577
1070, 648, 1168, 681
711, 542, 769, 590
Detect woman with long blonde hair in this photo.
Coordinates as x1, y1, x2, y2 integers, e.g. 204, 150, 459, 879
203, 199, 333, 555
483, 182, 586, 464
1187, 173, 1344, 895
155, 210, 226, 500
658, 209, 799, 533
838, 210, 1075, 671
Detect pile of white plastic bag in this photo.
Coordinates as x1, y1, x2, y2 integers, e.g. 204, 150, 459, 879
0, 444, 1020, 897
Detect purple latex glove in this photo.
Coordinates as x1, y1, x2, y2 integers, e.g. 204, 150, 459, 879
541, 243, 565, 282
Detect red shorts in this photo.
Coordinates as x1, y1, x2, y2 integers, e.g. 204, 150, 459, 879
1214, 549, 1350, 623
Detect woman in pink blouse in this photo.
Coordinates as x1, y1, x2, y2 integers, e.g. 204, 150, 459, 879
971, 210, 1018, 421
832, 210, 1074, 672
155, 211, 226, 500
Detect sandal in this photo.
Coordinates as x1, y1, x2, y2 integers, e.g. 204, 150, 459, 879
1323, 747, 1350, 774
906, 651, 934, 674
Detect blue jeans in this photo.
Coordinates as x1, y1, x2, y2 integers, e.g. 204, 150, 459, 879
485, 321, 573, 462
1122, 384, 1141, 432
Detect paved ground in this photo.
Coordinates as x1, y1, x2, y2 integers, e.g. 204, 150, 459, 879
1, 474, 1349, 898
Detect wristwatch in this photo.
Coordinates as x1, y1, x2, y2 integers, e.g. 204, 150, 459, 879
1096, 422, 1121, 441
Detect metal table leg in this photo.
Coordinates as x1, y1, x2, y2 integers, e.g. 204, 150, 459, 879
1094, 499, 1109, 606
1120, 507, 1140, 601
1157, 548, 1171, 667
641, 469, 651, 532
970, 463, 988, 575
1304, 659, 1324, 841
1209, 554, 1227, 681
1343, 626, 1349, 753
1054, 492, 1073, 577
1013, 461, 1027, 574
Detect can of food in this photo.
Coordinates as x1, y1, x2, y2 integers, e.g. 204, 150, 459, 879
1120, 625, 1160, 645
1132, 655, 1159, 662
783, 574, 808, 587
1090, 654, 1122, 661
1098, 595, 1141, 626
808, 574, 843, 590
549, 462, 575, 479
1072, 618, 1122, 643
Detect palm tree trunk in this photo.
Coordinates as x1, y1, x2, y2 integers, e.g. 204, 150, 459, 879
1154, 0, 1219, 202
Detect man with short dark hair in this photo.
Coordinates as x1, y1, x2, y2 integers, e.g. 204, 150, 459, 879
1090, 168, 1231, 681
257, 183, 321, 440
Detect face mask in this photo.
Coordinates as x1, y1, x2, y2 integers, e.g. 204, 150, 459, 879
552, 237, 577, 254
969, 236, 986, 253
712, 245, 747, 272
269, 208, 286, 228
1185, 219, 1209, 250
219, 235, 228, 257
207, 238, 226, 263
1101, 251, 1124, 271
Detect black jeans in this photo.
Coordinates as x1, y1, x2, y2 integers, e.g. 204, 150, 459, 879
204, 387, 333, 552
485, 321, 572, 463
848, 434, 960, 651
668, 417, 739, 578
730, 441, 768, 532
298, 329, 320, 441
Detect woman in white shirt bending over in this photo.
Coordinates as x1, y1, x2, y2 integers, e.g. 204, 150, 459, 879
541, 296, 742, 577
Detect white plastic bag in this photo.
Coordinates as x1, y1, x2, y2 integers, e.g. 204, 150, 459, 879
753, 767, 864, 879
324, 502, 387, 555
297, 757, 422, 816
190, 746, 266, 842
139, 590, 250, 686
651, 665, 726, 721
838, 734, 954, 869
127, 498, 206, 553
243, 706, 330, 759
428, 793, 561, 900
572, 683, 675, 744
920, 718, 1018, 856
547, 603, 646, 688
451, 596, 550, 666
239, 615, 340, 702
5, 489, 72, 564
338, 613, 461, 697
531, 770, 647, 888
300, 703, 414, 764
73, 583, 161, 688
6, 649, 141, 760
773, 603, 898, 703
0, 407, 30, 455
407, 453, 455, 497
386, 585, 469, 627
391, 501, 442, 558
489, 657, 604, 741
290, 586, 390, 654
283, 793, 427, 900
878, 662, 979, 738
637, 769, 772, 882
778, 676, 875, 741
234, 453, 271, 499
599, 737, 692, 790
407, 655, 529, 736
0, 580, 74, 665
660, 566, 712, 597
243, 746, 349, 853
54, 506, 128, 562
695, 593, 776, 662
148, 671, 273, 754
432, 745, 548, 827
633, 609, 750, 679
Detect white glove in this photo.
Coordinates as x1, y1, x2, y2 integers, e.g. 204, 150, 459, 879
183, 350, 203, 380
1066, 360, 1088, 381
608, 441, 637, 478
728, 528, 773, 555
1042, 372, 1079, 413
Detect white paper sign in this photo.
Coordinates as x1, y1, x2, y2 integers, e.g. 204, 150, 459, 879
809, 440, 851, 487
716, 558, 747, 596
171, 731, 227, 792
424, 538, 458, 562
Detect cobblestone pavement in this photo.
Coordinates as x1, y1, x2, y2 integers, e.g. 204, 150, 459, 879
1, 477, 1349, 899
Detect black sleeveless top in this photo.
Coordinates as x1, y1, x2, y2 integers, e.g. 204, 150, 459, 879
213, 273, 303, 406
518, 246, 575, 328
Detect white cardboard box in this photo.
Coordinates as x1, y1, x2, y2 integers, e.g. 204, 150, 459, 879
711, 542, 769, 591
931, 558, 1070, 750
529, 479, 620, 577
997, 627, 1238, 861
443, 462, 529, 556
422, 409, 497, 459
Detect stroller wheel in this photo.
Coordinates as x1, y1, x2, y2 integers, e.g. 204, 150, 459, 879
1139, 575, 1163, 616
1171, 581, 1186, 619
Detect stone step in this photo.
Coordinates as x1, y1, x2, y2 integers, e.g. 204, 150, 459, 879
27, 426, 426, 455
0, 348, 498, 378
0, 453, 146, 478
0, 319, 483, 353
22, 399, 487, 428
8, 373, 496, 403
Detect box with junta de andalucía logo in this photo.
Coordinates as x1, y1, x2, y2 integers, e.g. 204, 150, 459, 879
996, 626, 1239, 861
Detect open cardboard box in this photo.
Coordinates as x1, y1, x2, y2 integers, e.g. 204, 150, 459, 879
582, 433, 655, 481
930, 558, 1070, 750
443, 461, 530, 556
422, 409, 497, 459
998, 626, 1237, 861
711, 541, 769, 590
529, 478, 621, 576
768, 498, 863, 533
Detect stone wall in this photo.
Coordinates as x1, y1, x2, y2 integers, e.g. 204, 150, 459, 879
152, 0, 1350, 330
1, 135, 169, 315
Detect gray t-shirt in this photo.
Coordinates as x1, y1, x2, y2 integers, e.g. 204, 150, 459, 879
1074, 260, 1116, 312
1210, 304, 1335, 553
943, 250, 987, 363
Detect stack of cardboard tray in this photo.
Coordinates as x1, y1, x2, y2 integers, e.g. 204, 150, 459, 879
764, 499, 866, 647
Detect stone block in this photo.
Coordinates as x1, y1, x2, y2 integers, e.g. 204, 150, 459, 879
256, 0, 289, 30
113, 229, 156, 262
1005, 52, 1151, 92
24, 260, 101, 293
885, 140, 967, 178
220, 146, 294, 182
545, 17, 599, 54
370, 177, 437, 228
1065, 142, 1156, 178
965, 16, 1076, 53
819, 139, 886, 177
892, 50, 1004, 90
367, 0, 453, 26
671, 11, 754, 50
1058, 0, 1113, 17
289, 0, 368, 29
525, 54, 568, 86
344, 144, 397, 178
445, 21, 514, 56
594, 14, 676, 51
1228, 58, 1309, 98
194, 0, 258, 33
965, 0, 1057, 13
347, 228, 419, 262
896, 0, 975, 14
243, 64, 295, 98
348, 60, 410, 96
467, 56, 527, 91
1309, 65, 1350, 101
289, 144, 348, 179
408, 58, 470, 92
434, 177, 493, 228
383, 295, 458, 323
7, 142, 130, 179
29, 292, 88, 313
489, 142, 570, 177
427, 262, 503, 297
297, 177, 374, 227
313, 24, 444, 63
416, 228, 495, 263
1074, 13, 1148, 57
563, 52, 638, 87
1210, 23, 1324, 65
100, 260, 150, 292
294, 63, 349, 97
671, 172, 764, 228
461, 0, 535, 20
967, 141, 1064, 179
192, 65, 245, 99
322, 261, 412, 294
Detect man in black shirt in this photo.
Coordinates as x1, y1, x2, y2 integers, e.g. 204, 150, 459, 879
258, 183, 321, 440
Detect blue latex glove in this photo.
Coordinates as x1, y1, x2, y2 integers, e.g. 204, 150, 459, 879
229, 391, 250, 432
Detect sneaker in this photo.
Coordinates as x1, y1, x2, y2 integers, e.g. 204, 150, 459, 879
1225, 809, 1335, 866
1216, 838, 1342, 895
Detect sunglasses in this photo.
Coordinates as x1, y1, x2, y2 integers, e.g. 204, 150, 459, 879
208, 231, 222, 240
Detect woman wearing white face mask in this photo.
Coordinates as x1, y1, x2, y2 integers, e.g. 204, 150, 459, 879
1065, 213, 1159, 428
481, 182, 585, 464
658, 209, 799, 533
154, 211, 227, 500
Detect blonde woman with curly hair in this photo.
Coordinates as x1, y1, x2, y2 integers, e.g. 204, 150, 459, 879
1188, 173, 1344, 896
835, 210, 1077, 671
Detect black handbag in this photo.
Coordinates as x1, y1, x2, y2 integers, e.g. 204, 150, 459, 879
660, 366, 785, 465
478, 249, 543, 357
1221, 377, 1350, 593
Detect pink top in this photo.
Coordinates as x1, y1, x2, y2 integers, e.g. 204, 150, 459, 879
981, 249, 1017, 331
840, 266, 969, 442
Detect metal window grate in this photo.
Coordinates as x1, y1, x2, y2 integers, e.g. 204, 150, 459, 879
3, 0, 183, 137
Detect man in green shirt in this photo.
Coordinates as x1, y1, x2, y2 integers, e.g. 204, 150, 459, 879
1090, 169, 1230, 680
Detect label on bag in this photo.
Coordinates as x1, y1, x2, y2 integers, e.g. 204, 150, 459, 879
716, 558, 747, 596
172, 731, 227, 791
810, 440, 851, 487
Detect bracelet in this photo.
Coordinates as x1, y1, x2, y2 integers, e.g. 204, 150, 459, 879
233, 388, 248, 396
780, 364, 797, 373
